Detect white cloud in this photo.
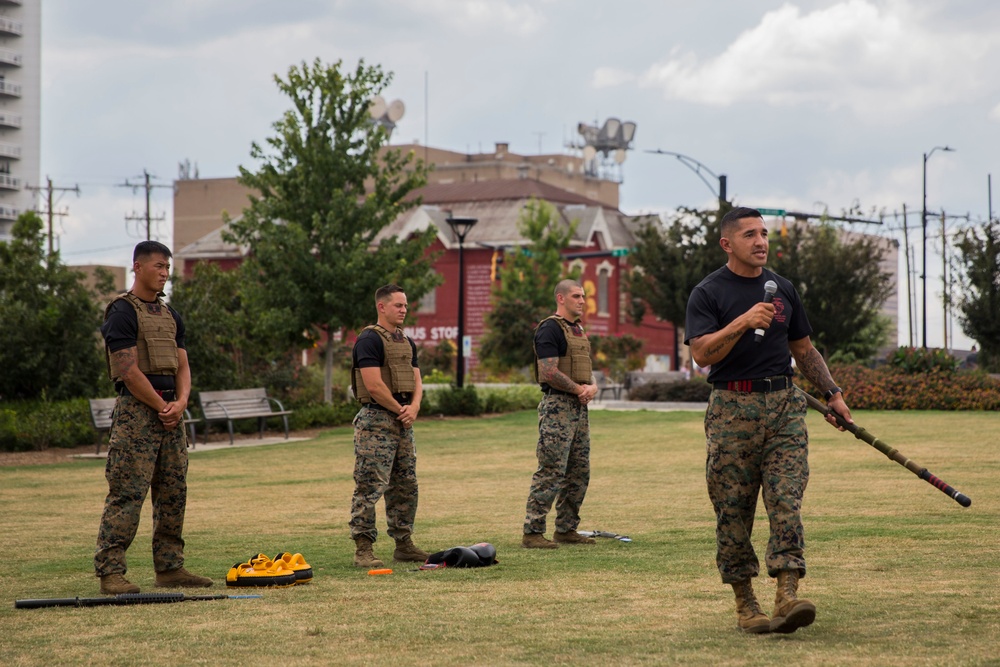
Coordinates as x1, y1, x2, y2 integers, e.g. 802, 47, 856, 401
591, 66, 635, 89
990, 102, 1000, 122
639, 0, 996, 115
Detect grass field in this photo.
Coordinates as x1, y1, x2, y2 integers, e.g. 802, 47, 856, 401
1, 408, 998, 666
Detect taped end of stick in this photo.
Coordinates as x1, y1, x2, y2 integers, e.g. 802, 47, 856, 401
955, 493, 972, 508
368, 568, 393, 576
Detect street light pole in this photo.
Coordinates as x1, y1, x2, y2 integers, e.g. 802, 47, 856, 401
921, 145, 954, 349
446, 215, 478, 388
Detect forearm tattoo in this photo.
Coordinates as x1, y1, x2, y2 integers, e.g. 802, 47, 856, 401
539, 357, 578, 393
706, 330, 743, 359
796, 346, 835, 390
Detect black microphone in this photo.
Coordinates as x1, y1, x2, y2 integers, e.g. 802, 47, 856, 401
753, 280, 778, 344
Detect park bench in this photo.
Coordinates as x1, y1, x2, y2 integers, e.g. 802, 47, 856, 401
89, 397, 200, 455
592, 370, 624, 401
196, 388, 293, 445
624, 371, 687, 392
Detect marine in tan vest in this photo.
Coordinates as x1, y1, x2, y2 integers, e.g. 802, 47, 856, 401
95, 240, 212, 595
522, 279, 599, 550
348, 284, 428, 568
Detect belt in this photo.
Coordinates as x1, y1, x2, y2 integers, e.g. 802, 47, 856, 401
541, 387, 576, 397
362, 402, 409, 412
119, 386, 176, 401
713, 376, 791, 393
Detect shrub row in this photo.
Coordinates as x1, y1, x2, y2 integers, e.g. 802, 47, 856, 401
801, 365, 1000, 411
0, 385, 547, 451
628, 379, 713, 403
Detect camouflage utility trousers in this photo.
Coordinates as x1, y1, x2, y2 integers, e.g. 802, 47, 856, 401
523, 393, 590, 535
349, 406, 418, 543
705, 387, 809, 584
94, 395, 189, 577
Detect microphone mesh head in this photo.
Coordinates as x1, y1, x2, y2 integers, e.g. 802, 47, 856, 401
764, 280, 778, 295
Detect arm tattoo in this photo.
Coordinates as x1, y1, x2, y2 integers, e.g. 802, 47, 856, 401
112, 348, 137, 377
538, 357, 577, 393
795, 346, 835, 390
706, 330, 743, 359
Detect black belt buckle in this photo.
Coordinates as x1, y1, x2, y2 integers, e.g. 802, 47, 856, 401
761, 377, 775, 392
161, 390, 176, 402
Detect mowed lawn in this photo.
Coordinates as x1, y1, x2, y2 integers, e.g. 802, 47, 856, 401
1, 408, 998, 666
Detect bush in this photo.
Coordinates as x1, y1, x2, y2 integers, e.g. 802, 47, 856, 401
427, 385, 484, 417
0, 397, 97, 451
799, 364, 1000, 410
629, 379, 713, 402
888, 346, 961, 374
480, 385, 542, 413
288, 402, 357, 430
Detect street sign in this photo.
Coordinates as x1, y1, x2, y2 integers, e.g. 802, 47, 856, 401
756, 208, 786, 216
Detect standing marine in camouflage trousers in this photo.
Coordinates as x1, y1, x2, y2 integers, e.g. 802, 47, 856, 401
705, 388, 809, 582
349, 407, 418, 545
95, 241, 212, 595
95, 396, 189, 577
522, 279, 600, 549
348, 284, 428, 568
524, 394, 591, 535
685, 208, 852, 634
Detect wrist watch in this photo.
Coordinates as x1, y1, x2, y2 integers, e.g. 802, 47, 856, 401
823, 386, 843, 401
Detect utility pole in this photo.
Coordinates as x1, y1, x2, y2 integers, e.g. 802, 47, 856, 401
900, 204, 914, 347
120, 169, 170, 240
26, 176, 80, 259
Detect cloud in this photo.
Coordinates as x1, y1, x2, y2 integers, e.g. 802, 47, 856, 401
395, 0, 548, 36
990, 102, 1000, 122
591, 66, 635, 89
639, 0, 996, 115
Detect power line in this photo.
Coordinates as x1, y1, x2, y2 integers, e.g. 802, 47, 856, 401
25, 176, 80, 259
118, 169, 171, 240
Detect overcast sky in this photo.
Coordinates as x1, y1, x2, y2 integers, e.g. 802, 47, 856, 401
40, 0, 1000, 349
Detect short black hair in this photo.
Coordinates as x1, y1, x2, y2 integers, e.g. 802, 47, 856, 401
720, 207, 763, 236
133, 240, 172, 263
375, 284, 405, 302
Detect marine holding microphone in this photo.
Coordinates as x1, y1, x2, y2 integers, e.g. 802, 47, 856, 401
684, 207, 852, 635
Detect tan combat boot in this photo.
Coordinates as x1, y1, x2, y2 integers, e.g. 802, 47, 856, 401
553, 530, 596, 545
393, 536, 429, 562
353, 536, 384, 568
521, 533, 558, 549
100, 573, 140, 595
155, 566, 213, 588
770, 570, 816, 633
731, 580, 771, 634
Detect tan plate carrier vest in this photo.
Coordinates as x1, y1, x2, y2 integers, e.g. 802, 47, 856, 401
105, 292, 179, 381
353, 325, 417, 403
534, 316, 593, 385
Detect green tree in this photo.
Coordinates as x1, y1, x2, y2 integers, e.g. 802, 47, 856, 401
225, 58, 439, 403
479, 199, 579, 372
0, 212, 110, 400
769, 221, 893, 361
169, 262, 297, 392
624, 206, 728, 369
955, 221, 1000, 372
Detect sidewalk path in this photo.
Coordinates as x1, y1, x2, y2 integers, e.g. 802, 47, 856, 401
73, 436, 313, 459
589, 400, 708, 412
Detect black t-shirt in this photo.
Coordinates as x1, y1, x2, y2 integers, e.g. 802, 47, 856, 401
535, 317, 582, 392
352, 327, 419, 402
101, 295, 186, 391
684, 266, 811, 383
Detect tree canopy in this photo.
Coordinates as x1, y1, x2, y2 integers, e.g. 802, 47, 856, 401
225, 58, 440, 402
478, 199, 579, 373
955, 221, 1000, 372
0, 212, 111, 400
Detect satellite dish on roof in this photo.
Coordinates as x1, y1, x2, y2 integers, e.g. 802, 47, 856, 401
387, 99, 405, 123
582, 145, 597, 162
614, 149, 627, 164
369, 95, 386, 120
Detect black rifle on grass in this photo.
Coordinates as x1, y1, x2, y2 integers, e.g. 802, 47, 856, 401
798, 387, 972, 507
15, 592, 262, 609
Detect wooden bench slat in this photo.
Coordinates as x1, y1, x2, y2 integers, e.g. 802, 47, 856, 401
196, 388, 293, 444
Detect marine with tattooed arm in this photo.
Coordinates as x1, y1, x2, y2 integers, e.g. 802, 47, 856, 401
521, 279, 600, 549
685, 207, 853, 634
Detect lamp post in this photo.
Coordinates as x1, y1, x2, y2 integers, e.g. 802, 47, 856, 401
921, 145, 954, 349
645, 149, 728, 212
446, 215, 478, 388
